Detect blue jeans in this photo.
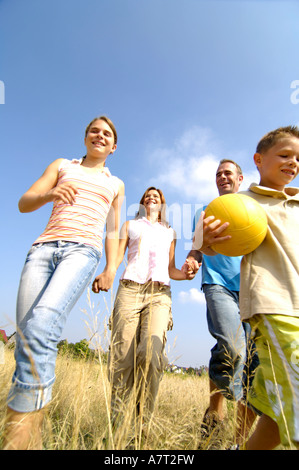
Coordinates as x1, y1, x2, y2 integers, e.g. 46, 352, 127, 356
8, 241, 101, 412
203, 283, 258, 401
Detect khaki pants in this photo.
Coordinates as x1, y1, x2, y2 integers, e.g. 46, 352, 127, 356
109, 279, 173, 424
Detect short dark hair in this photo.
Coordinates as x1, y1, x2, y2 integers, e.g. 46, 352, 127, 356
218, 159, 243, 175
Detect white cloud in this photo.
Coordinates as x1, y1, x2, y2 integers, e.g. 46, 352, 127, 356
241, 169, 260, 191
148, 126, 219, 203
178, 288, 206, 305
146, 125, 259, 202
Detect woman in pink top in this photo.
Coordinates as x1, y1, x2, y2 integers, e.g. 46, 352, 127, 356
4, 116, 125, 450
97, 186, 194, 444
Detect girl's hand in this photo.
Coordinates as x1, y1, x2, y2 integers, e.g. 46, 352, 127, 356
18, 159, 78, 213
47, 182, 78, 205
92, 267, 116, 293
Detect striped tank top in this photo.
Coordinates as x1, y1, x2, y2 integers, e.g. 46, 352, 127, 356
34, 158, 121, 254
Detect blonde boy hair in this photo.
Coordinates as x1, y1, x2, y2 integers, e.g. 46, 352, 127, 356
256, 125, 299, 154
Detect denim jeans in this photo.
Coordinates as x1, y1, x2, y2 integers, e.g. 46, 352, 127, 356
8, 241, 101, 412
203, 283, 258, 401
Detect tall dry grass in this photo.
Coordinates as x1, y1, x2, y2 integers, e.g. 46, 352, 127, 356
0, 291, 295, 450
0, 345, 245, 450
1, 347, 296, 450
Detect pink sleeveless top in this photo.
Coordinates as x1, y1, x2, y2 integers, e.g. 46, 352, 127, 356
120, 217, 174, 285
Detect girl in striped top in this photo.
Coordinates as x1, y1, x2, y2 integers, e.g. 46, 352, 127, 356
4, 116, 125, 450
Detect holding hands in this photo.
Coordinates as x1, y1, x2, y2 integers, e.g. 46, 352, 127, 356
181, 258, 201, 279
181, 211, 231, 278
92, 267, 116, 293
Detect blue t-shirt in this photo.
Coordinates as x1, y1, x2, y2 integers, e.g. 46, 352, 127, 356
193, 208, 241, 292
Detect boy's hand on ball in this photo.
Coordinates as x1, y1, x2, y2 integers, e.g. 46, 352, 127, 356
202, 216, 231, 253
192, 211, 231, 254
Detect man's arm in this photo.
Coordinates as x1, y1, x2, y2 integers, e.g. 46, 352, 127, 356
181, 249, 202, 277
181, 210, 231, 275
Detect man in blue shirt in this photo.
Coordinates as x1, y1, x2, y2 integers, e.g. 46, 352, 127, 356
183, 159, 258, 448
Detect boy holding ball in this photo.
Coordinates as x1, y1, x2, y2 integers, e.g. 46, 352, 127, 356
196, 126, 299, 449
238, 126, 299, 449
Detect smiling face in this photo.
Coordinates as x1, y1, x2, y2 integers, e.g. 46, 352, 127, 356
84, 119, 117, 159
254, 136, 299, 191
138, 187, 167, 222
143, 189, 162, 214
216, 161, 243, 196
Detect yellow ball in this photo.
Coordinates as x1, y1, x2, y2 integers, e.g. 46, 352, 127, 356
204, 193, 267, 256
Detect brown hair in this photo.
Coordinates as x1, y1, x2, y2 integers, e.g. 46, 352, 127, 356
218, 159, 243, 175
256, 125, 299, 154
136, 187, 169, 226
85, 116, 118, 145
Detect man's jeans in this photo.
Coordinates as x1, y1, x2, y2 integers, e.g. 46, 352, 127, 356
203, 283, 258, 401
8, 241, 101, 412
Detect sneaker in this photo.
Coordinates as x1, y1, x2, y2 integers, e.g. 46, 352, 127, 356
227, 444, 240, 450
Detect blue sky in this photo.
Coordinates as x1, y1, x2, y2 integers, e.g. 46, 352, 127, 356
1, 0, 299, 367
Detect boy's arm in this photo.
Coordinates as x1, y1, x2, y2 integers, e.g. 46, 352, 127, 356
182, 211, 231, 274
18, 159, 78, 212
192, 211, 231, 255
92, 181, 125, 293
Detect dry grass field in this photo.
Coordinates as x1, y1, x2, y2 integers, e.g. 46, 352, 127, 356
0, 346, 247, 450
1, 292, 295, 453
